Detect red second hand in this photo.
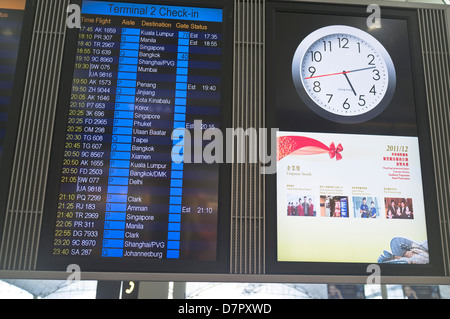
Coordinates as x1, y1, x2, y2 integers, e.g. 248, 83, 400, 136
304, 70, 350, 80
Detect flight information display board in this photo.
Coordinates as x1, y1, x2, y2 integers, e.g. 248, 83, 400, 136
37, 0, 232, 273
0, 0, 29, 164
0, 0, 25, 160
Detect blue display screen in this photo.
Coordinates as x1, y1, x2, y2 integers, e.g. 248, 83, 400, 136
50, 0, 225, 263
0, 1, 26, 161
82, 1, 223, 22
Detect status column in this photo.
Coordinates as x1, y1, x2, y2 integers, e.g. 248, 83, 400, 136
167, 31, 190, 259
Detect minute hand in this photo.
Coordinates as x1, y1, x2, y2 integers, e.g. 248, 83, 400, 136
305, 66, 376, 80
343, 71, 357, 96
347, 66, 377, 73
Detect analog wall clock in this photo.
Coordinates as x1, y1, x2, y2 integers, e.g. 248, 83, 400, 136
292, 25, 396, 124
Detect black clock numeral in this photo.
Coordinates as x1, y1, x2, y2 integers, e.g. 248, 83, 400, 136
370, 85, 377, 95
313, 81, 321, 92
372, 69, 380, 81
338, 37, 349, 49
326, 94, 333, 103
358, 95, 366, 106
309, 51, 322, 62
323, 40, 332, 52
367, 54, 376, 66
357, 42, 361, 53
343, 98, 350, 109
309, 66, 316, 77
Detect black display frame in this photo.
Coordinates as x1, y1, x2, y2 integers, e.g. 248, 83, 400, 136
265, 1, 445, 277
37, 0, 233, 274
0, 0, 37, 248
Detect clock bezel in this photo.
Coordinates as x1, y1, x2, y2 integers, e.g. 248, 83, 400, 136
292, 25, 397, 124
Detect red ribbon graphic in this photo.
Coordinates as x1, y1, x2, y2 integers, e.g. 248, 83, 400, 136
328, 142, 344, 161
277, 136, 343, 161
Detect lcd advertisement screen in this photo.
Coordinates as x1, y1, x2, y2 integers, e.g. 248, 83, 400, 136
37, 0, 232, 273
266, 2, 444, 276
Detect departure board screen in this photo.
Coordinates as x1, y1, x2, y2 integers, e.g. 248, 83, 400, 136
0, 0, 27, 163
37, 0, 231, 273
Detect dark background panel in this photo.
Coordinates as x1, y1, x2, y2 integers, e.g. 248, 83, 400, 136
272, 11, 418, 136
265, 1, 444, 277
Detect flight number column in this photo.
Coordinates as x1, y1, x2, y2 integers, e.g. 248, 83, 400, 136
54, 25, 119, 258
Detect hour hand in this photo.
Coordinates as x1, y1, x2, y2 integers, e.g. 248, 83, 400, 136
343, 71, 357, 96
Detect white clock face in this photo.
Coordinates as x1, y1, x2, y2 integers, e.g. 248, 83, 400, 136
292, 25, 396, 124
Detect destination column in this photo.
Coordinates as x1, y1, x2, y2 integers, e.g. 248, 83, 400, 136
121, 25, 177, 260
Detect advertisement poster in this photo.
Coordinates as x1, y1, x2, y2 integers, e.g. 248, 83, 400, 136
327, 284, 366, 299
402, 285, 440, 299
277, 131, 428, 264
